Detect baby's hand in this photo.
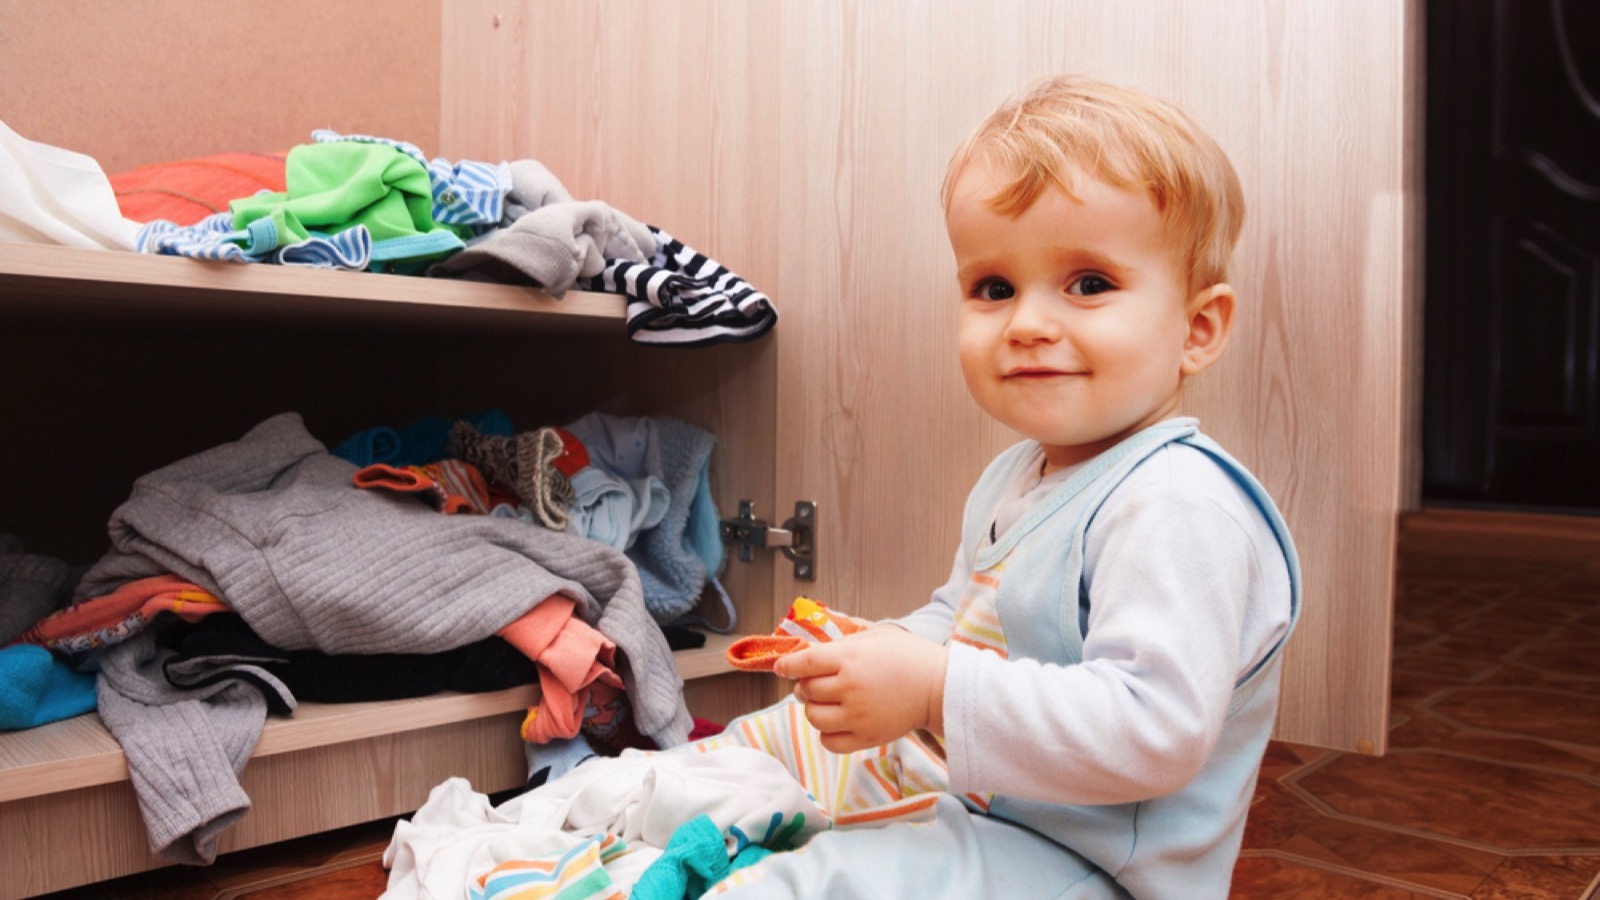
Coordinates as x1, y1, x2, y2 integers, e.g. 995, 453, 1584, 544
774, 626, 948, 753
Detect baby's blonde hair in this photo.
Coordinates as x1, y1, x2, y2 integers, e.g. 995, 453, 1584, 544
942, 75, 1245, 289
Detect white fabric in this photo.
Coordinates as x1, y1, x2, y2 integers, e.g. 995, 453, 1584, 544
381, 747, 830, 900
0, 119, 137, 250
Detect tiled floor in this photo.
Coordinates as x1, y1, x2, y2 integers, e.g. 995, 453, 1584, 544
1233, 510, 1600, 899
39, 510, 1600, 899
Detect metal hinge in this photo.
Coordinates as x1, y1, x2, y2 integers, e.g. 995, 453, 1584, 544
719, 500, 818, 580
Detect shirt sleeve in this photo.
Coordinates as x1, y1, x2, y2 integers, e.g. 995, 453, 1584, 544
941, 479, 1264, 806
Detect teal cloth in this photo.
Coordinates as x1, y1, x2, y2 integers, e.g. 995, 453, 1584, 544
0, 644, 96, 730
630, 814, 773, 900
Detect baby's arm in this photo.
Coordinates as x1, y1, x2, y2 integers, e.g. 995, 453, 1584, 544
942, 483, 1265, 806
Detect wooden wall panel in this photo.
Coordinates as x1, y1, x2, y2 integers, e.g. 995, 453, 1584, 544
449, 0, 1419, 753
438, 1, 785, 651
0, 0, 442, 173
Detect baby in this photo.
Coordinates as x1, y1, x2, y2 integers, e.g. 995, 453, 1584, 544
707, 74, 1300, 899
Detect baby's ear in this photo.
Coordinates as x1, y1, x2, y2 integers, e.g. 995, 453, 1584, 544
1180, 283, 1235, 376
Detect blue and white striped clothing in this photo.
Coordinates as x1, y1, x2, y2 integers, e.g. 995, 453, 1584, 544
581, 227, 778, 347
311, 130, 510, 230
137, 210, 371, 269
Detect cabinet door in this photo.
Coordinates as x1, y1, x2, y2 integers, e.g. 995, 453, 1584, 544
443, 0, 1416, 754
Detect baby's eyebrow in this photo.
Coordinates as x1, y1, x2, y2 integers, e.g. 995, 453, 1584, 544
955, 262, 998, 284
1052, 247, 1126, 272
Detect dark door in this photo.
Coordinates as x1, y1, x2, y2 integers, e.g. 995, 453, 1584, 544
1424, 0, 1600, 513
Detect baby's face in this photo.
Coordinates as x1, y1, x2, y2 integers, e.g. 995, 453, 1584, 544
947, 159, 1197, 471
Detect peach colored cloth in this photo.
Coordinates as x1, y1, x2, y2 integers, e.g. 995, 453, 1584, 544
497, 595, 624, 742
19, 574, 226, 652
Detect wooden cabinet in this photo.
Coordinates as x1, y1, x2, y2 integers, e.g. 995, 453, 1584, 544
0, 242, 779, 897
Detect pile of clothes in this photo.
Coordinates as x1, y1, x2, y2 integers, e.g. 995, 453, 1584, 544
0, 120, 778, 347
0, 408, 730, 864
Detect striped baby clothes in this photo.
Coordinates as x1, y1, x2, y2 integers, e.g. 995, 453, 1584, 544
579, 227, 778, 347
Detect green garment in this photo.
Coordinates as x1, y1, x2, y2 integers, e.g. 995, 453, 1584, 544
230, 141, 464, 271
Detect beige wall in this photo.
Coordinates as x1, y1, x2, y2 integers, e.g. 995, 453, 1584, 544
0, 0, 442, 172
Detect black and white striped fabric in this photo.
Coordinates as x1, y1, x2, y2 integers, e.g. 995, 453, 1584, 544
580, 226, 778, 347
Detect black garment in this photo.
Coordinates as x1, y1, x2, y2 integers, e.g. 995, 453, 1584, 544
160, 615, 540, 706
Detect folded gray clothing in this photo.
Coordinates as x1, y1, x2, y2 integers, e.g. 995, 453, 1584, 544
0, 536, 74, 645
78, 412, 691, 748
429, 199, 657, 296
95, 629, 290, 865
502, 158, 574, 220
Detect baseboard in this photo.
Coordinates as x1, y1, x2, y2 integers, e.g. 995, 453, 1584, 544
1403, 506, 1600, 542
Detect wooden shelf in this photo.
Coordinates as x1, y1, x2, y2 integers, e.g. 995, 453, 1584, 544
0, 632, 745, 805
0, 241, 628, 334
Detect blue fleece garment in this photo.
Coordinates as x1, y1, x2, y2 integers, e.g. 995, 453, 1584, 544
0, 644, 95, 730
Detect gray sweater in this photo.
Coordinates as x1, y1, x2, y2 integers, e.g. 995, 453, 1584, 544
84, 413, 692, 859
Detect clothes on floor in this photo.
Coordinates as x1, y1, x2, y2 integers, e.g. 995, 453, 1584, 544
380, 748, 832, 900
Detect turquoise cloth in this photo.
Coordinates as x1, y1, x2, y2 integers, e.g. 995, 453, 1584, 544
0, 644, 95, 730
630, 814, 772, 900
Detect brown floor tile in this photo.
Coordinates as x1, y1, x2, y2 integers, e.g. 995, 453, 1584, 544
1428, 733, 1600, 776
1509, 641, 1600, 681
1391, 651, 1500, 682
1385, 713, 1464, 750
1258, 740, 1334, 780
1291, 751, 1600, 851
1245, 778, 1328, 849
1496, 663, 1600, 696
1232, 854, 1459, 898
1391, 671, 1475, 716
1469, 855, 1600, 900
222, 860, 389, 899
1426, 688, 1600, 747
1447, 615, 1563, 644
1275, 817, 1501, 896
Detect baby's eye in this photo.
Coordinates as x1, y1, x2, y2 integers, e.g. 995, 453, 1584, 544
1067, 274, 1115, 296
972, 278, 1016, 301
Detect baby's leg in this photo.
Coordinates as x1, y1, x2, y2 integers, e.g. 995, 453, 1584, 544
706, 793, 1126, 899
680, 696, 958, 822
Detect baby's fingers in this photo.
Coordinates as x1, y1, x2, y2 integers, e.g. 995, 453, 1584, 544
773, 644, 839, 680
